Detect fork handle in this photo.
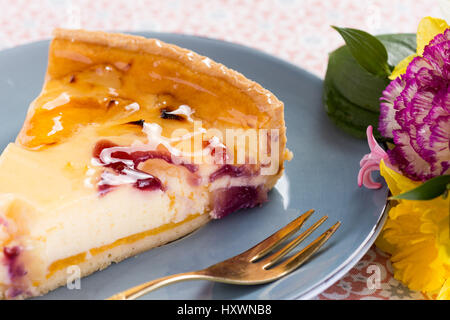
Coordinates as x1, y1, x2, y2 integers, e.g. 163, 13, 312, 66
107, 271, 208, 300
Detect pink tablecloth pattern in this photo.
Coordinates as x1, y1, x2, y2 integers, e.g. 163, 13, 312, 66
0, 0, 444, 300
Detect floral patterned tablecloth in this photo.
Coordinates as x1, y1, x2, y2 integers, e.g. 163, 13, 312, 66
0, 0, 445, 300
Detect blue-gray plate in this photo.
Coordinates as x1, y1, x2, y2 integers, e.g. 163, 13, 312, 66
0, 32, 388, 300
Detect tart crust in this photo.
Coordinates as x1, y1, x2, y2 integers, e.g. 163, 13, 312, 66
52, 28, 285, 117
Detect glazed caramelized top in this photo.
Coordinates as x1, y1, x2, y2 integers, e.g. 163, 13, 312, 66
17, 31, 284, 154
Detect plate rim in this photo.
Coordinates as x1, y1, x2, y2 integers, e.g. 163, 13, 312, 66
296, 200, 390, 299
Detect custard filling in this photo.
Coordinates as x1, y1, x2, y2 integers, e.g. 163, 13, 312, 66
46, 213, 204, 279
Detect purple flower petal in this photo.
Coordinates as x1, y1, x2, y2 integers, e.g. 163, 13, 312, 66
378, 29, 450, 181
404, 56, 433, 79
390, 130, 438, 180
429, 115, 450, 175
410, 90, 435, 123
424, 90, 450, 122
423, 39, 450, 79
393, 80, 417, 128
379, 77, 405, 138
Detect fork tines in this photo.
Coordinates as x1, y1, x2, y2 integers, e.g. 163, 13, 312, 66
244, 209, 341, 271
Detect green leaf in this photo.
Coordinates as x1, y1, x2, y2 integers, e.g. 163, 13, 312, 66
390, 175, 450, 200
323, 33, 416, 139
324, 70, 384, 139
377, 34, 416, 65
326, 45, 390, 113
332, 26, 391, 77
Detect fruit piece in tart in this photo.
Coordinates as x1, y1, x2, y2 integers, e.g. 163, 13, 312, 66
0, 29, 291, 299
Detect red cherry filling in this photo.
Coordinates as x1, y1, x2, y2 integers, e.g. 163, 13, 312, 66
211, 186, 268, 219
93, 140, 199, 195
93, 141, 267, 220
202, 140, 228, 164
3, 246, 26, 280
209, 164, 259, 182
3, 246, 20, 260
2, 246, 29, 298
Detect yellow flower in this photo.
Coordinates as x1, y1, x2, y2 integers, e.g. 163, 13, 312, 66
389, 55, 416, 80
416, 16, 449, 54
438, 279, 450, 300
375, 160, 450, 299
389, 16, 449, 80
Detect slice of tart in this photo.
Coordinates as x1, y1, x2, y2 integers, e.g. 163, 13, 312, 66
0, 29, 291, 299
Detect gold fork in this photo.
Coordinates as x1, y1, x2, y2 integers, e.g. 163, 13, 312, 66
108, 209, 341, 300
